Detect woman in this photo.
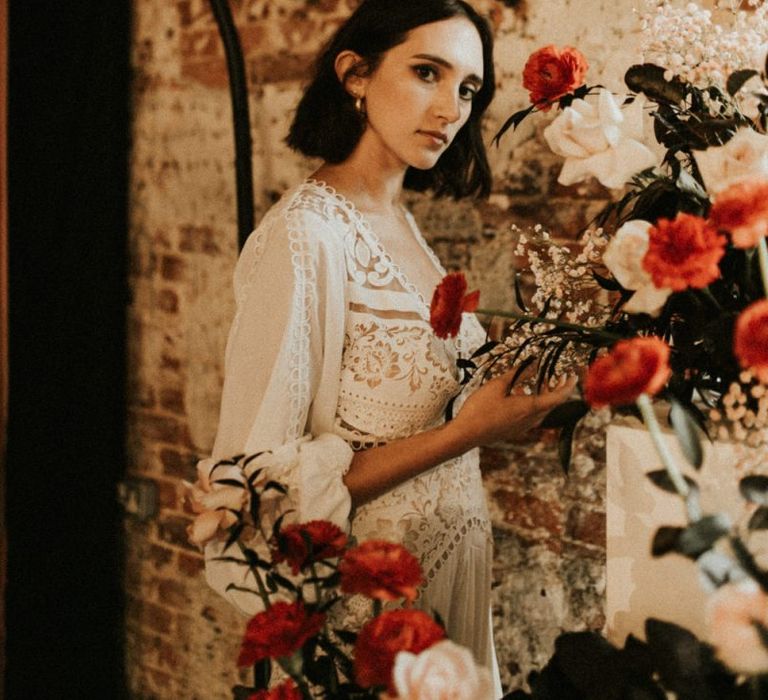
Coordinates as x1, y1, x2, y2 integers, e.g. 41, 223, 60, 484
204, 0, 575, 693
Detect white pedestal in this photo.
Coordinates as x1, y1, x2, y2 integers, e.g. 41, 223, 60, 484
606, 420, 742, 646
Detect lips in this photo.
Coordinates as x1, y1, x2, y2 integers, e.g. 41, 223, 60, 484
418, 130, 448, 144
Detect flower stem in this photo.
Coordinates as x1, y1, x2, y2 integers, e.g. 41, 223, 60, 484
237, 539, 272, 610
476, 307, 623, 342
758, 237, 768, 299
636, 393, 701, 522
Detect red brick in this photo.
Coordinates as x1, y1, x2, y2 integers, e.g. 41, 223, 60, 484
160, 448, 197, 479
135, 412, 183, 444
159, 387, 185, 415
157, 478, 180, 510
157, 288, 179, 313
566, 508, 606, 549
160, 353, 181, 373
144, 601, 173, 635
160, 254, 184, 281
493, 489, 563, 536
158, 578, 191, 609
178, 224, 220, 255
158, 514, 196, 551
177, 551, 205, 578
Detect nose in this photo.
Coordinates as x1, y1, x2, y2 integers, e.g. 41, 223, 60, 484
433, 84, 462, 124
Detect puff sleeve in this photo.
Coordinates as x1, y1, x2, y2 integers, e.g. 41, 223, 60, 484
202, 195, 353, 615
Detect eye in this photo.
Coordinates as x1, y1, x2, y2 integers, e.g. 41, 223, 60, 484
413, 64, 439, 82
459, 83, 478, 102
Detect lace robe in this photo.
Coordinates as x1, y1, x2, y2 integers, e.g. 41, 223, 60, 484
204, 180, 501, 693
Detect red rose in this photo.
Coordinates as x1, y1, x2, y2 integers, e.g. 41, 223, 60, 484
709, 179, 768, 249
238, 602, 325, 666
339, 540, 423, 603
246, 679, 302, 700
734, 299, 768, 383
429, 272, 480, 339
522, 45, 589, 111
643, 213, 726, 291
270, 520, 348, 575
354, 609, 445, 692
584, 336, 672, 408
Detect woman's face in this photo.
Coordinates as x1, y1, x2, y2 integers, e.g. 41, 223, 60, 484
355, 16, 485, 171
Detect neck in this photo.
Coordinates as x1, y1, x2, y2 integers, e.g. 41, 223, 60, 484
312, 134, 408, 214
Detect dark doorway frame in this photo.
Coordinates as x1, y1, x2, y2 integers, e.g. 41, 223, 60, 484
5, 2, 130, 695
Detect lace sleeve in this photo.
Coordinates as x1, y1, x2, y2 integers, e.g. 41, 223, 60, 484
202, 192, 353, 615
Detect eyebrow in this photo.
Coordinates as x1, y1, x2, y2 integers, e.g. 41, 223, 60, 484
411, 53, 483, 88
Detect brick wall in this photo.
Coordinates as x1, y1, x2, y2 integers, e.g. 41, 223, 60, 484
126, 0, 643, 696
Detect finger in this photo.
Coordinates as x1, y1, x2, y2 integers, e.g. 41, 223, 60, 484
535, 375, 578, 407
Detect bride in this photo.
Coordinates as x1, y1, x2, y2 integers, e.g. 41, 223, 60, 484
203, 0, 575, 694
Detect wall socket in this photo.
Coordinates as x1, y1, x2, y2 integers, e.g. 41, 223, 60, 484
117, 477, 159, 521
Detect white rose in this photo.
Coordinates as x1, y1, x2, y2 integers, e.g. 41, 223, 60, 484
707, 579, 768, 675
543, 89, 657, 189
391, 640, 494, 700
694, 127, 768, 195
602, 219, 672, 317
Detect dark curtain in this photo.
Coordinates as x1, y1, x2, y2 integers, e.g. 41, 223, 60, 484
6, 2, 130, 696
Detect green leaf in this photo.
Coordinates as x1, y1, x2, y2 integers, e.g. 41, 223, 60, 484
669, 398, 704, 469
253, 658, 271, 691
514, 272, 529, 313
493, 105, 536, 146
540, 400, 589, 429
678, 514, 731, 558
645, 469, 698, 495
651, 526, 683, 557
749, 506, 768, 530
740, 475, 768, 505
726, 69, 759, 96
556, 421, 578, 476
625, 63, 688, 104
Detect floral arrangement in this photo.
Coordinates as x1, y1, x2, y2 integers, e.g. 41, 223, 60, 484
428, 0, 768, 693
184, 452, 494, 699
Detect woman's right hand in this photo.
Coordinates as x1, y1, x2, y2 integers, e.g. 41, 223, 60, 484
449, 370, 578, 449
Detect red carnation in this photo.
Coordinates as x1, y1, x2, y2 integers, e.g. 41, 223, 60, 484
584, 336, 672, 408
734, 299, 768, 384
522, 45, 589, 111
246, 679, 302, 700
238, 602, 325, 666
709, 179, 768, 249
354, 609, 445, 692
643, 213, 726, 291
270, 520, 348, 575
339, 540, 423, 603
430, 272, 480, 339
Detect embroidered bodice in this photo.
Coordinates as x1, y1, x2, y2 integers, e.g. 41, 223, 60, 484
292, 180, 492, 582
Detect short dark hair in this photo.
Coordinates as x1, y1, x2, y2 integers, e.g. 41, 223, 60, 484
286, 0, 495, 199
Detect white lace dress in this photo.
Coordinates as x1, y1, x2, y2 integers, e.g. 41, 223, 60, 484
204, 179, 501, 695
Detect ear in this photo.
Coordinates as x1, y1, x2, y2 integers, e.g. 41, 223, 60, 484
334, 50, 368, 98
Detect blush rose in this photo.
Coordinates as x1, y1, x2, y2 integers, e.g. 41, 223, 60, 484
584, 336, 672, 408
354, 610, 445, 692
390, 640, 494, 700
522, 45, 588, 110
694, 127, 768, 195
429, 272, 480, 339
339, 540, 423, 603
707, 580, 768, 674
